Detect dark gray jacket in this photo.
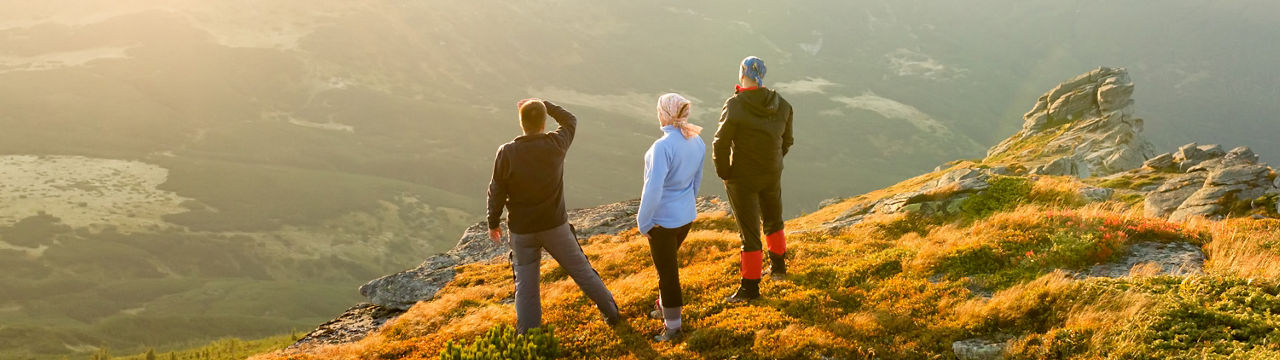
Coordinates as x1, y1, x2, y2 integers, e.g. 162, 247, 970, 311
486, 101, 576, 234
713, 88, 794, 179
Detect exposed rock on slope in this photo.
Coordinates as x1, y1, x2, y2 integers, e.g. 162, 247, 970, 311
288, 303, 401, 350
293, 197, 728, 348
986, 67, 1155, 177
977, 66, 1278, 222
1143, 144, 1276, 221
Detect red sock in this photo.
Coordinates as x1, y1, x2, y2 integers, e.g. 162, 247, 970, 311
766, 230, 786, 256
741, 251, 763, 279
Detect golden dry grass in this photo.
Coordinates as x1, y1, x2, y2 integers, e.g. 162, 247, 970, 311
257, 171, 1280, 360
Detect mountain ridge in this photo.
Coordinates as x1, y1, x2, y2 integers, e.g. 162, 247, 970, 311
262, 67, 1280, 358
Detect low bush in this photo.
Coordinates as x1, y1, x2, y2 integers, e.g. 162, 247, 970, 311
438, 325, 559, 360
959, 176, 1033, 221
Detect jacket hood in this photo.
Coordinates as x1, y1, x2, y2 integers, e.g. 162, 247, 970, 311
737, 88, 782, 116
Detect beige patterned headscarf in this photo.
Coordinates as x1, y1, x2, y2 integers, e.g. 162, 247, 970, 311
657, 93, 702, 139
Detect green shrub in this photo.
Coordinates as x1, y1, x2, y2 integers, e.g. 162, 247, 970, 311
1253, 194, 1279, 218
875, 213, 934, 238
1007, 327, 1092, 359
1129, 176, 1163, 190
1098, 178, 1133, 189
960, 177, 1033, 221
1116, 193, 1145, 205
438, 325, 560, 360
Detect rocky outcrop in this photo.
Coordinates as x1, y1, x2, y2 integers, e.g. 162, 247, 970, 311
1145, 172, 1210, 219
289, 303, 403, 349
358, 222, 507, 311
986, 67, 1155, 177
822, 167, 1003, 231
1078, 187, 1114, 202
1143, 144, 1276, 221
297, 197, 728, 348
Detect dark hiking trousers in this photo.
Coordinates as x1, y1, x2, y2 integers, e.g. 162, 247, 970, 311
724, 173, 785, 253
509, 222, 619, 333
647, 223, 692, 308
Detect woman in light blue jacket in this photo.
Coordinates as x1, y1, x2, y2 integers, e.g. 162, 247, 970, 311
636, 93, 705, 342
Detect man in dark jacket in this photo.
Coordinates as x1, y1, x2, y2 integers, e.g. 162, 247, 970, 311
487, 98, 621, 333
714, 56, 794, 302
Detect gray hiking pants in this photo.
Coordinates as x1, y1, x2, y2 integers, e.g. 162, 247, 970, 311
509, 222, 618, 333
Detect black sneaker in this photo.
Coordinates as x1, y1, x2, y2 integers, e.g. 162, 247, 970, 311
654, 327, 682, 342
769, 252, 788, 281
726, 279, 761, 303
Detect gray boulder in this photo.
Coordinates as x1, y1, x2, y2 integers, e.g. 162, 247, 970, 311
1031, 157, 1078, 176
1174, 143, 1208, 172
1146, 143, 1276, 222
1208, 164, 1271, 187
1079, 187, 1114, 202
1145, 172, 1209, 218
1199, 144, 1227, 158
1144, 152, 1174, 170
818, 197, 847, 209
954, 338, 1008, 360
1221, 146, 1260, 166
924, 168, 991, 194
1168, 164, 1271, 222
1186, 158, 1223, 173
876, 191, 922, 214
986, 165, 1013, 176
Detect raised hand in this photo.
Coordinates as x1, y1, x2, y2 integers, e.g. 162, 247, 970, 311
516, 98, 543, 109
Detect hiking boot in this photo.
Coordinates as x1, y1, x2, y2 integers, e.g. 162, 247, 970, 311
769, 252, 787, 280
654, 327, 682, 342
726, 279, 761, 303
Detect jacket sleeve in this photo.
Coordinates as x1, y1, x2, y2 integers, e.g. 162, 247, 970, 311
712, 100, 736, 180
486, 146, 508, 230
636, 144, 668, 235
694, 138, 706, 195
544, 101, 577, 151
782, 105, 794, 156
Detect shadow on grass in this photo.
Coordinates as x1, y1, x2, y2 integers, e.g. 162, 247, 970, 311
609, 321, 665, 359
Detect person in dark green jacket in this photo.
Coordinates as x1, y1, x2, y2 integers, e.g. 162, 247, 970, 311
714, 56, 794, 302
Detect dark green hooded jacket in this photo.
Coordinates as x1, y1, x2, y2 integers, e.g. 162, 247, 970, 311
712, 88, 794, 180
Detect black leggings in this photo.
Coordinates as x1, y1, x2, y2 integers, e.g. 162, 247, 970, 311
647, 223, 691, 308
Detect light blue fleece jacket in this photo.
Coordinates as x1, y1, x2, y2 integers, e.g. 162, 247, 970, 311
637, 125, 706, 234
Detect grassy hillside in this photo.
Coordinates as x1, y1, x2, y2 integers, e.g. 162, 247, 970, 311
255, 170, 1280, 359
106, 336, 296, 360
3, 1, 1279, 358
